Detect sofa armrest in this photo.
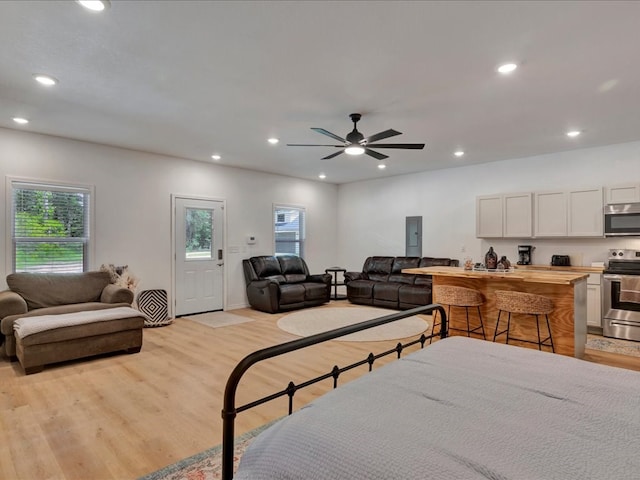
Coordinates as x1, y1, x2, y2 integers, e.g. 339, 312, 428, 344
0, 290, 28, 321
246, 280, 280, 313
307, 273, 332, 285
100, 285, 134, 305
344, 272, 363, 283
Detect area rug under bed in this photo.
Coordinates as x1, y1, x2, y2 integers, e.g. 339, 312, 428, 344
138, 421, 275, 480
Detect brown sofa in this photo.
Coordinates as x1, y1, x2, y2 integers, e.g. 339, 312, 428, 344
344, 256, 459, 310
0, 271, 145, 374
243, 255, 331, 313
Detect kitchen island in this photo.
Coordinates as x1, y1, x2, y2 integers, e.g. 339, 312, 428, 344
402, 266, 588, 358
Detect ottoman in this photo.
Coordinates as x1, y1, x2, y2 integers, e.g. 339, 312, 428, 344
13, 306, 145, 374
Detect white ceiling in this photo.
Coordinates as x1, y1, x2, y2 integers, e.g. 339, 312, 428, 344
2, 1, 640, 184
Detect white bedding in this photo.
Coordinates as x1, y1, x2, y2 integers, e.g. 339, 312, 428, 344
235, 336, 640, 479
13, 306, 145, 338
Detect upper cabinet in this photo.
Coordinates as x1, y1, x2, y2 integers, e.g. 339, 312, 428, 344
534, 191, 567, 237
476, 195, 503, 238
503, 192, 533, 237
476, 193, 532, 238
479, 187, 603, 239
568, 187, 604, 236
605, 184, 640, 204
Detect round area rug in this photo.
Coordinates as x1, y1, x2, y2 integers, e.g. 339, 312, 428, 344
277, 306, 430, 342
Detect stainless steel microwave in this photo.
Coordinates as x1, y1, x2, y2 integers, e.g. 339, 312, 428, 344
604, 203, 640, 236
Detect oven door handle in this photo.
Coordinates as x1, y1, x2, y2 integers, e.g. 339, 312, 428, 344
604, 274, 623, 281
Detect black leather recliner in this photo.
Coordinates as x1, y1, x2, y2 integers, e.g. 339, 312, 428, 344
242, 255, 332, 313
344, 256, 459, 310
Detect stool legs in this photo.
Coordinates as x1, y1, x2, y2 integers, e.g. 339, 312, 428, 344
429, 306, 450, 344
493, 310, 554, 353
431, 305, 485, 343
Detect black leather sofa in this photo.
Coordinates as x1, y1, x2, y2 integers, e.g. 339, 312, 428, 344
242, 255, 332, 313
344, 256, 459, 310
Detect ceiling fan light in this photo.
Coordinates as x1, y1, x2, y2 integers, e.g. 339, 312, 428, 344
345, 145, 365, 156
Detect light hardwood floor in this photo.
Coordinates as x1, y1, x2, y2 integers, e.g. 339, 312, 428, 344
1, 301, 639, 480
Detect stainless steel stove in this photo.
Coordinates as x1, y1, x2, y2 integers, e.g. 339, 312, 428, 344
603, 249, 640, 342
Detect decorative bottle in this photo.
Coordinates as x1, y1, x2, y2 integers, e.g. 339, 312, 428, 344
497, 256, 511, 270
485, 247, 498, 270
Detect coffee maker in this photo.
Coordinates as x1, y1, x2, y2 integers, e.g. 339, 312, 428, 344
517, 245, 534, 265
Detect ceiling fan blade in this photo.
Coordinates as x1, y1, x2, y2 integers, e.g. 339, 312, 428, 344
311, 127, 346, 143
286, 144, 343, 147
365, 143, 425, 149
364, 129, 402, 144
364, 148, 389, 160
322, 150, 345, 160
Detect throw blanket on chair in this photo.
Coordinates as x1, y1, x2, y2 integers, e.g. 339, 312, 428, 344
620, 277, 640, 304
13, 307, 146, 338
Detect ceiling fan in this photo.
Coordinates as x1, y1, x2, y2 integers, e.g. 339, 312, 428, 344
287, 113, 426, 160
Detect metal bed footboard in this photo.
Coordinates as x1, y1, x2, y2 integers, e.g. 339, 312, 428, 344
221, 303, 447, 480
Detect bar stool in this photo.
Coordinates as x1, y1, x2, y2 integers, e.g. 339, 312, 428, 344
493, 290, 555, 352
431, 285, 486, 343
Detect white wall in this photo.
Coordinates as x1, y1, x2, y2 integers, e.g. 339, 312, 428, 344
338, 141, 640, 271
4, 126, 640, 311
0, 127, 338, 311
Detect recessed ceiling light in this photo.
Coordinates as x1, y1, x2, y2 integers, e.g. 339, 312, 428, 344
13, 117, 29, 125
497, 63, 518, 74
267, 138, 279, 145
77, 0, 110, 11
377, 163, 386, 170
211, 154, 221, 160
33, 74, 58, 86
454, 150, 465, 157
318, 173, 326, 179
566, 130, 581, 138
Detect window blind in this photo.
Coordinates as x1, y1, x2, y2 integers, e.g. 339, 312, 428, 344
11, 181, 90, 273
274, 205, 305, 257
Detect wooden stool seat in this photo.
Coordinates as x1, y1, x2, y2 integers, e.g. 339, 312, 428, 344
493, 290, 555, 352
431, 285, 486, 343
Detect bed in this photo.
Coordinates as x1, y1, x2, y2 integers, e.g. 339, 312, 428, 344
222, 305, 640, 479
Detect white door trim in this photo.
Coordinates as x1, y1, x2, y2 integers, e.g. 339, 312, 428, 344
170, 194, 227, 317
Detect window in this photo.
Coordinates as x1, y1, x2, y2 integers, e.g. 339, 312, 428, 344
184, 207, 213, 260
273, 205, 305, 257
9, 179, 92, 273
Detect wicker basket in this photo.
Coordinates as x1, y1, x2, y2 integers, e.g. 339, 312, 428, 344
494, 290, 553, 315
434, 285, 483, 307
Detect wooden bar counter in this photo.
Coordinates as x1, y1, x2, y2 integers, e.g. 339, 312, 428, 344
403, 266, 588, 358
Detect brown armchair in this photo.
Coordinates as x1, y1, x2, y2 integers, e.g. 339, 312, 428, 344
242, 255, 331, 313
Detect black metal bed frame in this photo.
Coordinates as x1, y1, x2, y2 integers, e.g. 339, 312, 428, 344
221, 303, 447, 480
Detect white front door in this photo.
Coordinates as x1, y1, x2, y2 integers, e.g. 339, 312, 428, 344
174, 197, 224, 316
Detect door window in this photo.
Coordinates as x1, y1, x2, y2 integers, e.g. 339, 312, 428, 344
185, 208, 213, 260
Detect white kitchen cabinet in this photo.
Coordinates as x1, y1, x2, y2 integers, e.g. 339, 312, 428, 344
534, 191, 567, 237
503, 192, 533, 238
476, 195, 503, 237
534, 188, 603, 238
605, 184, 640, 204
586, 273, 602, 328
568, 187, 603, 236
